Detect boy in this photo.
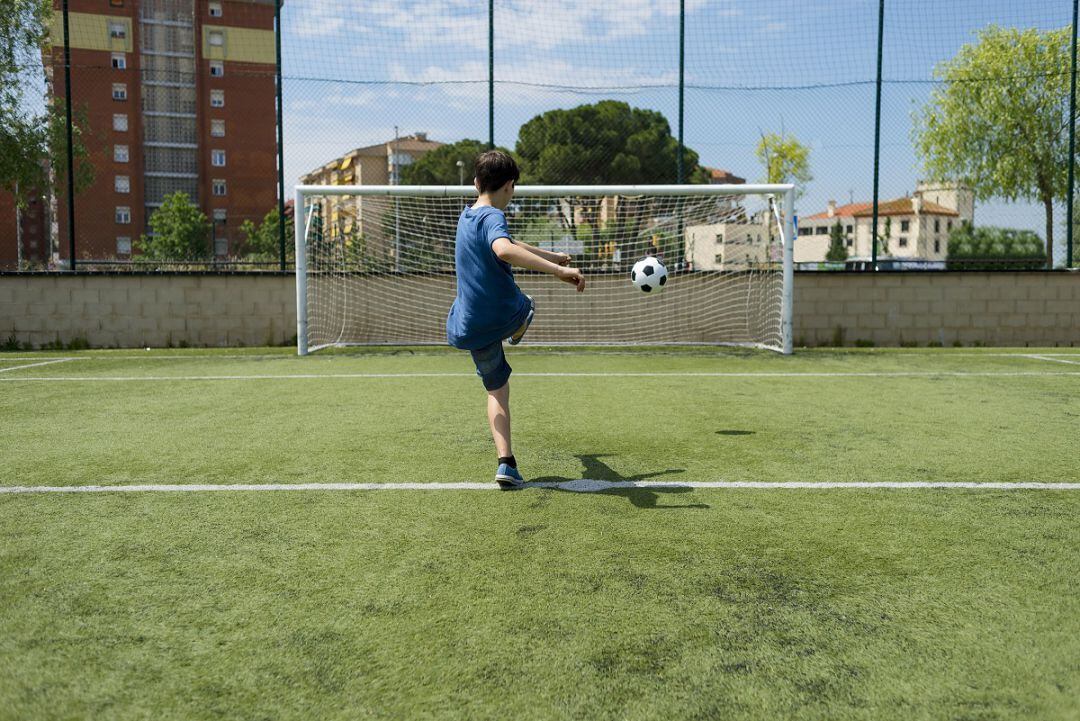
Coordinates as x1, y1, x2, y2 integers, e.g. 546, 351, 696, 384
446, 150, 585, 489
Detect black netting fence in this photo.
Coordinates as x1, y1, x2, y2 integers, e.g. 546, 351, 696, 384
2, 0, 1077, 271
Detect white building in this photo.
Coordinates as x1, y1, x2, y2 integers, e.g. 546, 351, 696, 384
685, 219, 772, 271
796, 182, 974, 263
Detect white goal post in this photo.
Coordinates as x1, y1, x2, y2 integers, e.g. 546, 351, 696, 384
294, 184, 795, 355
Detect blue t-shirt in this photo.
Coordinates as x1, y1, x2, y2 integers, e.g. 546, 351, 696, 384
446, 205, 529, 350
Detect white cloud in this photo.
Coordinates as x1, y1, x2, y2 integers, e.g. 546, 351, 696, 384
386, 58, 679, 109
286, 0, 721, 54
290, 3, 346, 38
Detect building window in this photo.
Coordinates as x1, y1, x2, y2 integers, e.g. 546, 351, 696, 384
114, 175, 130, 193
846, 224, 853, 234
846, 238, 853, 248
899, 237, 908, 248
210, 61, 224, 77
934, 239, 941, 253
213, 208, 227, 222
112, 83, 127, 101
111, 52, 126, 70
816, 226, 827, 235
714, 233, 724, 244
900, 219, 910, 232
947, 220, 953, 231
209, 1, 222, 16
210, 119, 225, 137
116, 236, 132, 255
211, 149, 226, 167
114, 144, 129, 162
210, 89, 224, 108
209, 31, 224, 47
212, 179, 227, 196
109, 22, 126, 40
215, 237, 228, 256
714, 254, 723, 265
934, 218, 940, 233
113, 113, 128, 131
115, 206, 131, 224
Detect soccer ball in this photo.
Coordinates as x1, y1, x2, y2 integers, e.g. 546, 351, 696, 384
630, 256, 668, 293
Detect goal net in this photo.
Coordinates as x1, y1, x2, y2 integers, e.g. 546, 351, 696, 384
294, 185, 794, 354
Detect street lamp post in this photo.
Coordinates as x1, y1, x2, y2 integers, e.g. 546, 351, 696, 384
456, 159, 465, 186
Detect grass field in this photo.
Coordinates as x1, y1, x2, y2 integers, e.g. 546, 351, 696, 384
1, 346, 1078, 720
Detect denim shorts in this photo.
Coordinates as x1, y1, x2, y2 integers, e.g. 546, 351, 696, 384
469, 340, 512, 391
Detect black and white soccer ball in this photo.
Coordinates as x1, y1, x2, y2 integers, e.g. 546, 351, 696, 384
630, 256, 668, 293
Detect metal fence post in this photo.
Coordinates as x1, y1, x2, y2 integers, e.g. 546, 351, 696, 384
62, 0, 75, 270
870, 0, 884, 271
1068, 0, 1078, 269
677, 0, 685, 184
488, 0, 494, 149
276, 0, 286, 271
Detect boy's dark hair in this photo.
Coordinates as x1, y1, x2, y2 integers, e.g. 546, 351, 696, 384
475, 150, 520, 193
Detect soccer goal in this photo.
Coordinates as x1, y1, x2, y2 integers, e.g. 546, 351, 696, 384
294, 184, 795, 354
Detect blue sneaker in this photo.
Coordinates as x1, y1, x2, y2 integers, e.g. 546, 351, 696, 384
507, 296, 534, 345
495, 463, 525, 490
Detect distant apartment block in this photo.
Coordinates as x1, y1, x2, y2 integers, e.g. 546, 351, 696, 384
702, 167, 746, 185
38, 0, 279, 263
299, 133, 443, 246
796, 182, 974, 264
685, 219, 771, 271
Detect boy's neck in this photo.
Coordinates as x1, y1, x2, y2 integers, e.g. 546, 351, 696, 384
473, 193, 505, 210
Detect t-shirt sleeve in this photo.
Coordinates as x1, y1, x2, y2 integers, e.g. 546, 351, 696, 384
484, 210, 513, 248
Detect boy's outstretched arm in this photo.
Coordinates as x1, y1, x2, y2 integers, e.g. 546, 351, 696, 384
493, 237, 585, 292
513, 240, 572, 266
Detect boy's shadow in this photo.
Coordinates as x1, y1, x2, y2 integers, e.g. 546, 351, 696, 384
528, 454, 708, 509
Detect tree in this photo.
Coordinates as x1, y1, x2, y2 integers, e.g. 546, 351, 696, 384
137, 192, 210, 261
515, 100, 705, 185
756, 131, 811, 244
515, 101, 707, 262
914, 25, 1071, 268
825, 220, 848, 262
400, 139, 513, 185
240, 206, 294, 262
947, 222, 1044, 270
1, 1, 93, 204
755, 131, 812, 194
879, 216, 892, 257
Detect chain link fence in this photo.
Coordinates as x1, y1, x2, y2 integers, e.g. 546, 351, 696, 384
2, 0, 1076, 271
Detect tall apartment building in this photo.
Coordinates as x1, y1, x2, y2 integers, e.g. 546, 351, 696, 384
47, 0, 278, 263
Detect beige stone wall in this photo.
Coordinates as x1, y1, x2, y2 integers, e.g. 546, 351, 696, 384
0, 274, 295, 348
794, 272, 1079, 347
0, 271, 1076, 349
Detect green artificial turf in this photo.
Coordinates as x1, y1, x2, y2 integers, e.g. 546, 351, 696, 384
1, 347, 1078, 720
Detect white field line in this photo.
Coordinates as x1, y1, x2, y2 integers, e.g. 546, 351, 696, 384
1, 480, 1077, 495
0, 358, 76, 373
1022, 354, 1080, 366
3, 371, 1080, 382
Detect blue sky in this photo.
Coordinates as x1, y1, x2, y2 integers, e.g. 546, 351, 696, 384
279, 0, 1074, 257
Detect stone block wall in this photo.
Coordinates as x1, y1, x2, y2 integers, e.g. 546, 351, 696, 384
0, 271, 1076, 349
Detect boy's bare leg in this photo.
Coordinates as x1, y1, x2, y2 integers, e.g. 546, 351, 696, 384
487, 382, 512, 458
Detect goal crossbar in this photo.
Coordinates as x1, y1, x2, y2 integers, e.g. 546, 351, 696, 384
294, 184, 795, 356
296, 183, 794, 198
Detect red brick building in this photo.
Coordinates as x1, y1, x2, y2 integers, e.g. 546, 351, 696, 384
44, 0, 278, 264
0, 190, 49, 268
